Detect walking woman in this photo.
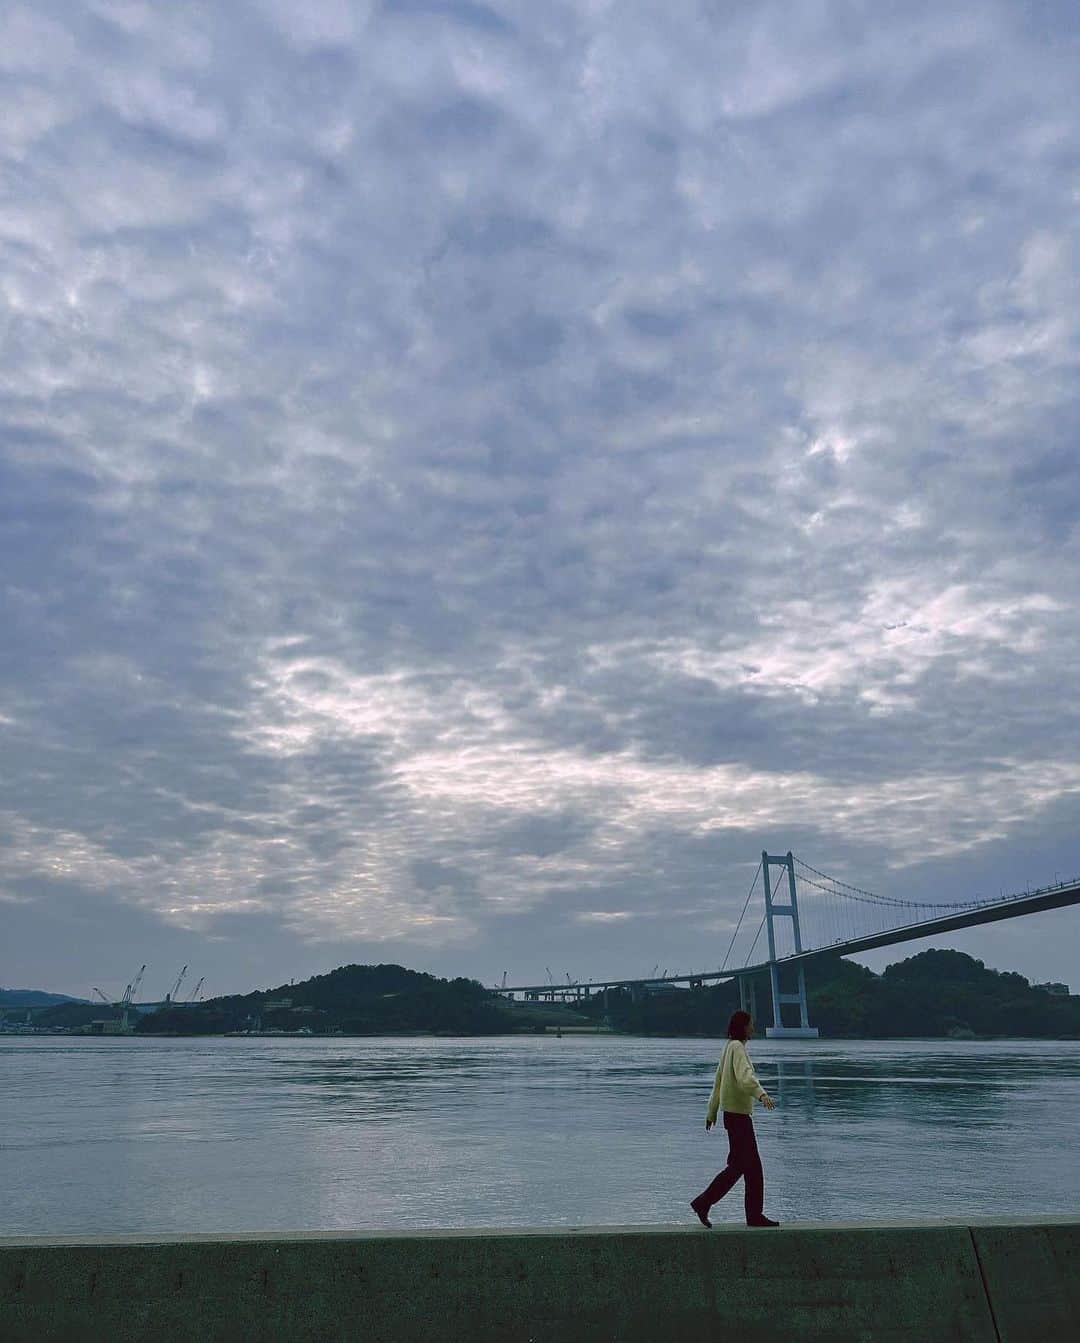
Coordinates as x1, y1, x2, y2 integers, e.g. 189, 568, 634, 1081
691, 1010, 779, 1228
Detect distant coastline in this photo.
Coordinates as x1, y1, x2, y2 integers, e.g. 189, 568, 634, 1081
4, 949, 1076, 1040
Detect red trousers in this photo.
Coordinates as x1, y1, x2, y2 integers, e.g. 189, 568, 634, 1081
695, 1110, 764, 1223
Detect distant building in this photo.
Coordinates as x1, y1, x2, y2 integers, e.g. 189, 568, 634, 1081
78, 1017, 135, 1035
1033, 981, 1069, 996
264, 998, 293, 1009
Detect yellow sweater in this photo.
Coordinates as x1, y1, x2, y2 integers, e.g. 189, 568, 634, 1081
706, 1039, 766, 1120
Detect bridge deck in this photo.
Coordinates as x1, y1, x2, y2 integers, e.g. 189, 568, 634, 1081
497, 878, 1080, 996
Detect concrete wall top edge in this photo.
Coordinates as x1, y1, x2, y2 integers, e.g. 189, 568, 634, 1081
3, 1214, 1078, 1249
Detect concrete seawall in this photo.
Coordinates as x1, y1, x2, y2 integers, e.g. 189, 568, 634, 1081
2, 1217, 1077, 1342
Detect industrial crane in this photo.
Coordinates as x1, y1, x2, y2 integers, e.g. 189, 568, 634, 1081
88, 965, 145, 1033
165, 965, 188, 1003
186, 976, 205, 1003
122, 965, 146, 1009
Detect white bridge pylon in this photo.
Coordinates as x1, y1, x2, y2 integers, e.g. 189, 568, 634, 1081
756, 850, 818, 1038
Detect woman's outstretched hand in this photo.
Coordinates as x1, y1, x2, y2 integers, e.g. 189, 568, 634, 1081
760, 1093, 776, 1110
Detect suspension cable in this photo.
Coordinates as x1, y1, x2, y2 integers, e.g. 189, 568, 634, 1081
793, 857, 1002, 911
744, 914, 766, 965
720, 860, 761, 972
727, 855, 1077, 972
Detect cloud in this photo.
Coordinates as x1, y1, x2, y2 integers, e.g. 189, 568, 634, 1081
2, 0, 1080, 992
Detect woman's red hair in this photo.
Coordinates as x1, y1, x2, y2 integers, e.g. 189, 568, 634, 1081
727, 1010, 752, 1040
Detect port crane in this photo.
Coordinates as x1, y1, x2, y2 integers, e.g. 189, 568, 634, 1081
186, 976, 205, 1003
124, 965, 146, 1008
165, 965, 187, 1003
89, 964, 146, 1032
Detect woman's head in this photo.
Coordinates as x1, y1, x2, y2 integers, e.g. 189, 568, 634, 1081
727, 1010, 753, 1041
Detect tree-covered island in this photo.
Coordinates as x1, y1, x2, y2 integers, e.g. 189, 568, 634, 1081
18, 949, 1078, 1039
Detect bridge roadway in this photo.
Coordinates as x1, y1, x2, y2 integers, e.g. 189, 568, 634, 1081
495, 875, 1080, 997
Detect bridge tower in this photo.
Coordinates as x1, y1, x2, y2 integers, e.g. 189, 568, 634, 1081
761, 850, 819, 1039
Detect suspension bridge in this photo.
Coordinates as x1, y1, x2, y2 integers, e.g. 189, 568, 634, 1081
493, 852, 1080, 1037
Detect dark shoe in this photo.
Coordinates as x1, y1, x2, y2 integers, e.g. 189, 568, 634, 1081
690, 1198, 712, 1229
746, 1216, 779, 1227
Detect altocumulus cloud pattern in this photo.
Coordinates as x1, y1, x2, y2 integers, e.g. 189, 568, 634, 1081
2, 0, 1079, 993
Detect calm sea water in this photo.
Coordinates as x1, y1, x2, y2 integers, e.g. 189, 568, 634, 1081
3, 1035, 1079, 1235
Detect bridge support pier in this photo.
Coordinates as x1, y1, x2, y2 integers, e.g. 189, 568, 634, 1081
762, 850, 819, 1039
737, 974, 758, 1022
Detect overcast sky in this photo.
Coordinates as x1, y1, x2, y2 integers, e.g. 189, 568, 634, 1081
2, 0, 1079, 1002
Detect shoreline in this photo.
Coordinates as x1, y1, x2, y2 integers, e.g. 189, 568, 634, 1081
5, 1026, 1080, 1040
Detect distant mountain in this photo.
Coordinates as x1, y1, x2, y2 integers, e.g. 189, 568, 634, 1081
815, 947, 1080, 1038
0, 988, 89, 1007
571, 949, 1080, 1039
41, 949, 1077, 1040
137, 963, 522, 1036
